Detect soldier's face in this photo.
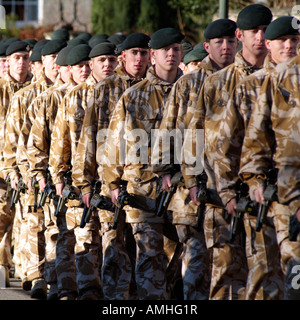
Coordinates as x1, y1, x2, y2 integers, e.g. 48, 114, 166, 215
204, 37, 237, 68
42, 53, 59, 79
7, 51, 29, 76
89, 55, 118, 82
0, 57, 9, 77
122, 48, 150, 78
236, 26, 268, 57
69, 60, 91, 84
151, 43, 182, 72
58, 65, 71, 83
266, 35, 300, 64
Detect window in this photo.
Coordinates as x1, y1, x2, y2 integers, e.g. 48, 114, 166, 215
0, 0, 38, 26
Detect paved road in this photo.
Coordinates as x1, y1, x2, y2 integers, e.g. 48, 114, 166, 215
0, 277, 33, 300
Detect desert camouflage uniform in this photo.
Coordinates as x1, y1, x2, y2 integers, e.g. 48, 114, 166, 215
0, 72, 32, 279
199, 50, 263, 299
73, 63, 144, 299
217, 53, 286, 300
102, 66, 182, 299
240, 54, 300, 300
3, 70, 55, 285
151, 56, 218, 299
26, 77, 76, 287
49, 73, 102, 299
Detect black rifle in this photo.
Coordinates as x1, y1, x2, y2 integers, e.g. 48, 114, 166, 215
10, 176, 27, 210
54, 168, 77, 217
4, 175, 12, 202
195, 171, 225, 231
37, 173, 56, 208
289, 213, 300, 242
112, 183, 130, 230
31, 176, 40, 212
156, 172, 185, 217
229, 181, 258, 242
256, 168, 278, 232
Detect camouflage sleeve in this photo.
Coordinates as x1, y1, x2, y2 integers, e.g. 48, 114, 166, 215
3, 93, 24, 180
27, 101, 50, 181
49, 96, 72, 184
239, 75, 275, 191
72, 92, 97, 194
102, 95, 126, 191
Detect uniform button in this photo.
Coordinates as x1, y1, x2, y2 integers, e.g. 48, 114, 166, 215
289, 100, 296, 106
217, 99, 223, 106
134, 177, 141, 182
138, 114, 144, 120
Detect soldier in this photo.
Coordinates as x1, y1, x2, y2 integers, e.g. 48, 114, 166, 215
182, 43, 208, 74
29, 40, 50, 82
0, 41, 9, 79
3, 39, 66, 298
49, 44, 103, 300
25, 45, 77, 300
72, 32, 150, 300
217, 16, 300, 300
188, 4, 273, 300
152, 19, 238, 300
239, 22, 300, 299
0, 40, 32, 287
101, 27, 184, 299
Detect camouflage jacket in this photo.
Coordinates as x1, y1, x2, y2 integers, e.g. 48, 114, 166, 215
212, 54, 275, 204
0, 72, 32, 175
27, 78, 77, 181
202, 50, 262, 205
72, 63, 147, 194
49, 73, 97, 185
102, 66, 182, 192
3, 70, 52, 180
152, 56, 217, 188
239, 54, 300, 213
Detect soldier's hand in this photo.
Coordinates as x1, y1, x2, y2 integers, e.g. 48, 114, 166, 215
254, 186, 264, 204
162, 174, 172, 192
82, 193, 91, 207
189, 186, 200, 206
111, 188, 120, 206
39, 177, 47, 192
55, 182, 64, 197
11, 175, 19, 190
27, 179, 33, 193
226, 198, 237, 217
296, 208, 300, 223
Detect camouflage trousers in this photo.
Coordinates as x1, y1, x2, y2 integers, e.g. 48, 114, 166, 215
204, 206, 248, 300
243, 202, 300, 300
55, 204, 102, 299
130, 220, 168, 300
0, 179, 14, 268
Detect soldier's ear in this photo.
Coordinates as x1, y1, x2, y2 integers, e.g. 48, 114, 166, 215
235, 28, 243, 42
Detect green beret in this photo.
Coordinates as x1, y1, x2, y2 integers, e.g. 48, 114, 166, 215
265, 16, 300, 40
41, 39, 67, 56
67, 37, 88, 46
6, 40, 31, 56
23, 38, 37, 49
204, 19, 237, 39
237, 4, 273, 30
89, 42, 117, 58
184, 48, 208, 65
2, 37, 20, 46
76, 32, 92, 42
122, 33, 150, 50
51, 28, 70, 41
181, 39, 193, 57
29, 46, 43, 62
88, 34, 109, 48
108, 33, 127, 45
66, 44, 91, 66
150, 28, 184, 49
0, 41, 11, 57
56, 46, 74, 66
33, 39, 50, 50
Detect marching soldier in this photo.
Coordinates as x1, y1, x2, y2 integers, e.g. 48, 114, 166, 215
0, 40, 32, 287
218, 16, 300, 299
73, 32, 151, 300
49, 44, 103, 300
102, 27, 184, 299
153, 18, 238, 299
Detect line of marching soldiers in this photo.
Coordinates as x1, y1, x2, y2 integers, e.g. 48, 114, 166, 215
1, 3, 300, 300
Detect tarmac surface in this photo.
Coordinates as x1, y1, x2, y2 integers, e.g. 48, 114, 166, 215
0, 277, 32, 300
